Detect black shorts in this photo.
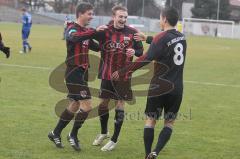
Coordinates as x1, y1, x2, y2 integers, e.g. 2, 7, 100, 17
145, 93, 183, 120
99, 79, 133, 101
65, 66, 91, 101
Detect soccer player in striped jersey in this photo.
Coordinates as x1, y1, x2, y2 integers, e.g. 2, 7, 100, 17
112, 7, 187, 159
91, 6, 144, 151
48, 2, 107, 151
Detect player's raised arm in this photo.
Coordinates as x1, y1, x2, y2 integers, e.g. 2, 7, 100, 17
134, 32, 153, 44
66, 26, 95, 43
66, 24, 107, 43
112, 36, 162, 80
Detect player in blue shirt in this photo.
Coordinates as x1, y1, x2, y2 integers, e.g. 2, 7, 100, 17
20, 8, 32, 54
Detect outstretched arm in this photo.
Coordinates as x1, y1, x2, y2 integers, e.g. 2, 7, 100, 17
134, 32, 153, 44
112, 39, 162, 79
66, 27, 96, 43
66, 25, 107, 43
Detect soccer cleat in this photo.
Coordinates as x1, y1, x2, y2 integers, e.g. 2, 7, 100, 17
101, 140, 117, 151
67, 133, 81, 151
92, 133, 110, 146
48, 131, 64, 148
146, 152, 157, 159
28, 47, 32, 52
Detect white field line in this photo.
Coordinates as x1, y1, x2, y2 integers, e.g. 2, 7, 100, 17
1, 63, 240, 88
0, 63, 53, 70
184, 80, 240, 88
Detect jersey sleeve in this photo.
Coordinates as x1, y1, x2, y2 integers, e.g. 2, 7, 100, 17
145, 38, 164, 61
92, 31, 105, 41
133, 39, 144, 57
89, 39, 100, 52
66, 26, 96, 43
146, 36, 153, 44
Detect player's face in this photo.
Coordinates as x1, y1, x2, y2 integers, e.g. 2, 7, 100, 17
113, 10, 128, 29
79, 10, 94, 26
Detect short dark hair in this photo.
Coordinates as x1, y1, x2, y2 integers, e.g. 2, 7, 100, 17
112, 5, 128, 15
76, 2, 93, 18
161, 7, 179, 27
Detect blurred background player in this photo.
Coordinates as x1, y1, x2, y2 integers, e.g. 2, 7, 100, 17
20, 8, 32, 54
112, 7, 187, 159
0, 32, 10, 58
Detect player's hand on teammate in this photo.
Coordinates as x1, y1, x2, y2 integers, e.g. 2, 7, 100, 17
112, 69, 132, 81
134, 32, 147, 41
112, 71, 120, 80
96, 25, 108, 32
126, 48, 135, 57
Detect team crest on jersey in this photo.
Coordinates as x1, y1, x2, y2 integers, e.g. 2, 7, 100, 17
82, 40, 89, 48
80, 90, 87, 98
83, 40, 89, 45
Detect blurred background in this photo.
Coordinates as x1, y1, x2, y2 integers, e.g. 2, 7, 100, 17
0, 0, 240, 38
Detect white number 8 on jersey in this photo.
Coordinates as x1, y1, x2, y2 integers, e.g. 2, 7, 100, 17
173, 43, 184, 65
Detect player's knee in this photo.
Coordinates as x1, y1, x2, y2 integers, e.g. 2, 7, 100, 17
80, 99, 92, 112
67, 100, 80, 113
164, 120, 174, 129
145, 118, 156, 127
115, 100, 125, 109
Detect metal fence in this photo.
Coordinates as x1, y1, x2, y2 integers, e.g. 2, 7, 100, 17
35, 11, 161, 32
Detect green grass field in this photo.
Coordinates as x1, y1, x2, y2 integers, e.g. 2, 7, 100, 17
0, 23, 240, 159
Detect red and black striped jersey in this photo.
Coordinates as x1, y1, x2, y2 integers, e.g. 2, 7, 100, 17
94, 24, 144, 81
65, 22, 99, 69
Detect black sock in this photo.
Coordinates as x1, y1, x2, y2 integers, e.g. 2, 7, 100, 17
111, 109, 124, 143
53, 109, 74, 137
144, 126, 154, 158
154, 126, 172, 155
70, 109, 89, 137
98, 105, 109, 134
